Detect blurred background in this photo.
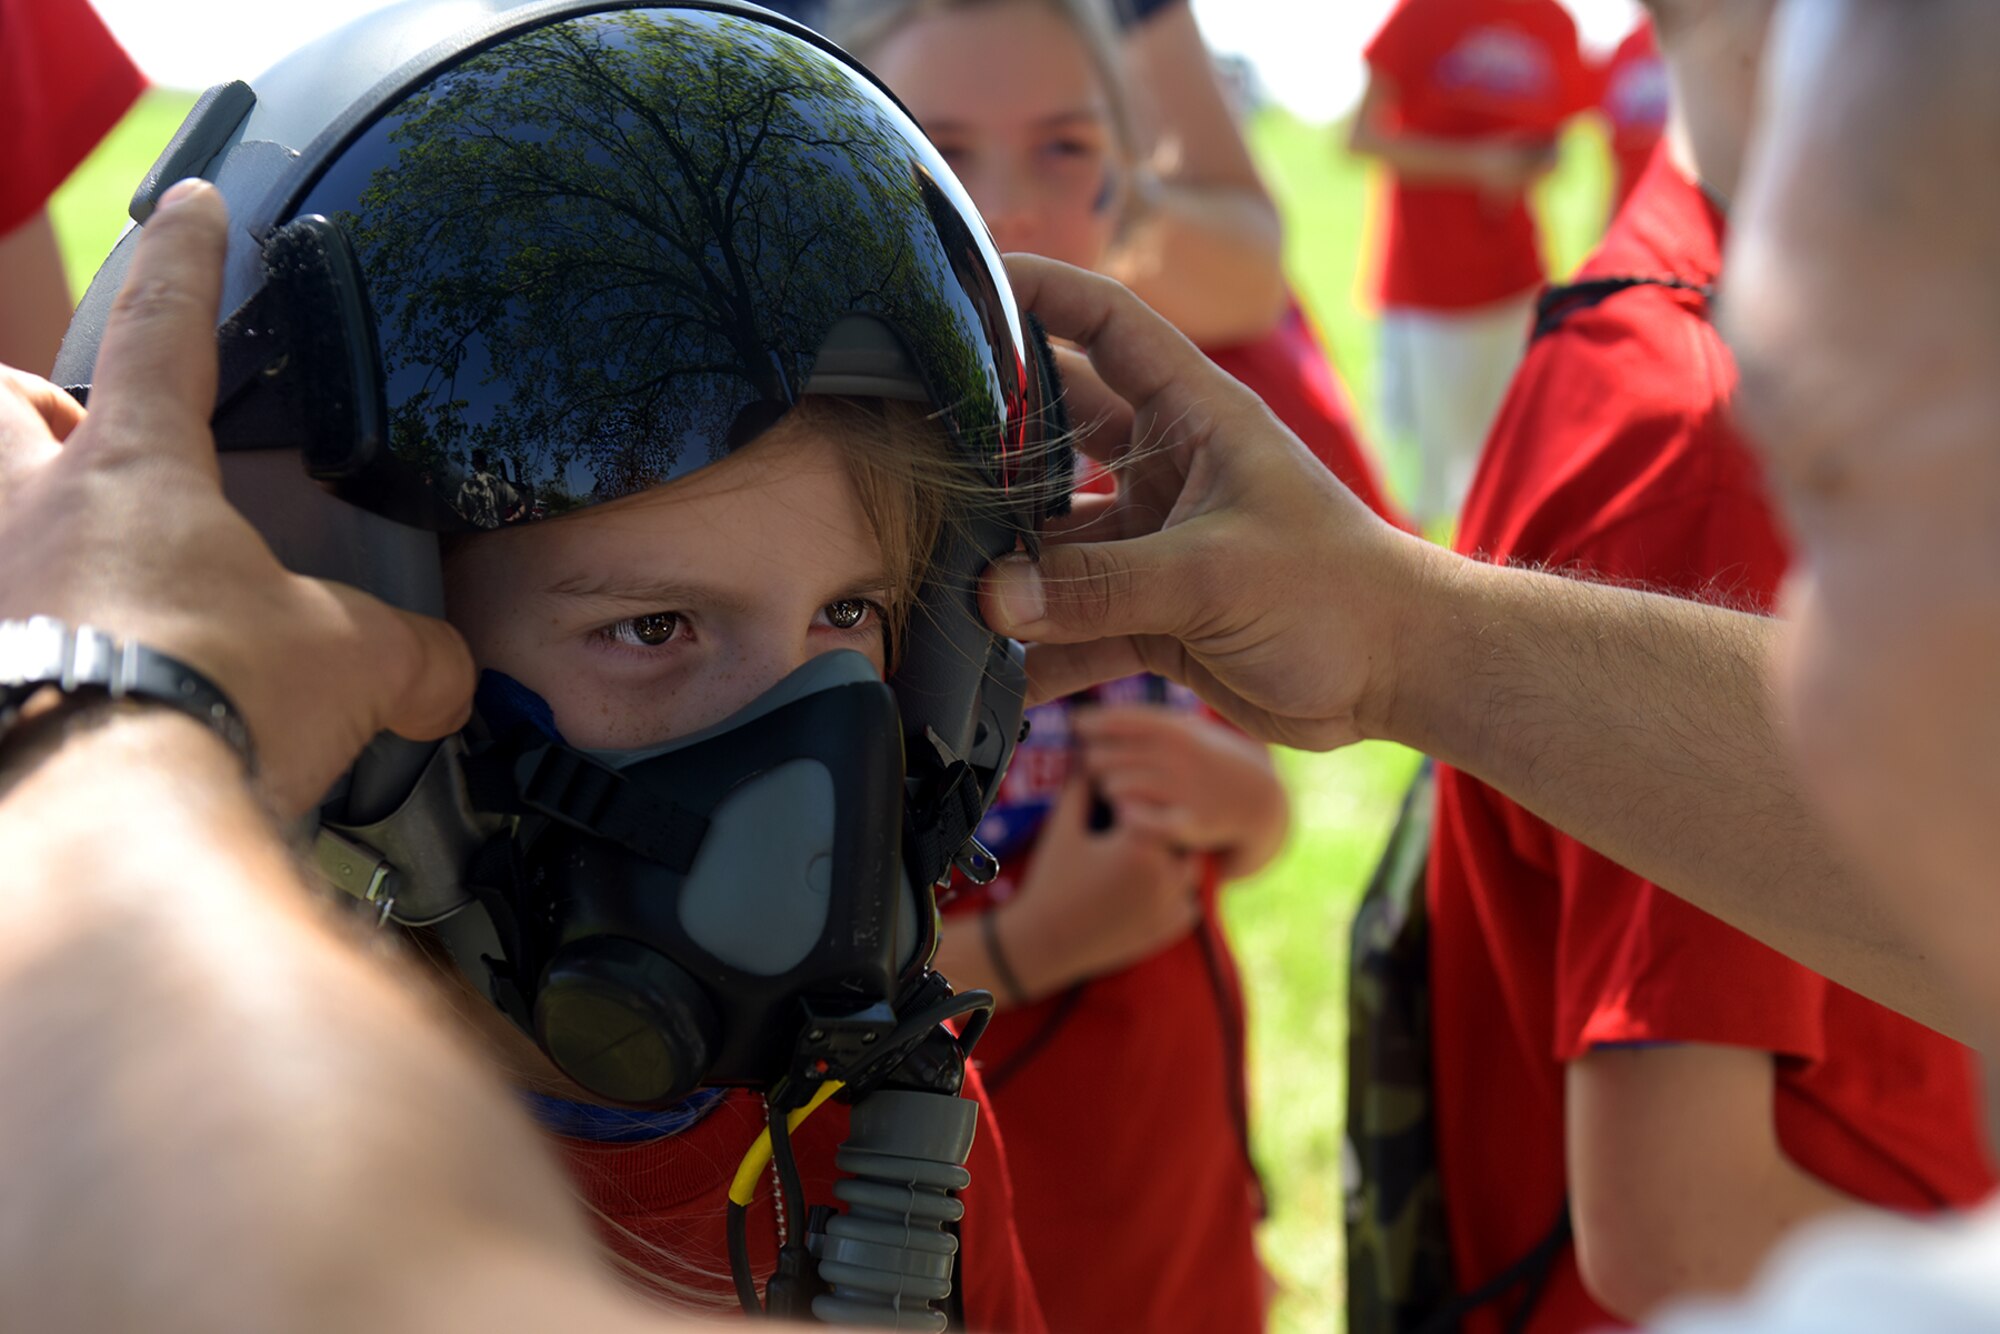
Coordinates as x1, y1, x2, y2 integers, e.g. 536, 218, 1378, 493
50, 4, 1637, 1328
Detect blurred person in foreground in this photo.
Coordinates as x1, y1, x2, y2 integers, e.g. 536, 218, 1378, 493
1348, 0, 1593, 530
10, 2, 2000, 1331
0, 0, 145, 375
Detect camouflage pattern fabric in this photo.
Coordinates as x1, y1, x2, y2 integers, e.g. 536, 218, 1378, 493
1345, 760, 1455, 1333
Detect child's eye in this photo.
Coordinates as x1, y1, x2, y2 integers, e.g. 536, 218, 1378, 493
823, 599, 876, 632
609, 612, 683, 647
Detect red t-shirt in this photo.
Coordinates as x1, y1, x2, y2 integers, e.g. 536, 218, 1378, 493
947, 676, 1266, 1334
1595, 20, 1668, 216
1205, 301, 1402, 527
1431, 155, 1997, 1334
0, 0, 146, 234
1363, 0, 1590, 311
554, 1065, 1047, 1332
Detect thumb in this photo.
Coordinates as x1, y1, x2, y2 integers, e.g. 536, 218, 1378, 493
332, 585, 478, 742
982, 534, 1191, 646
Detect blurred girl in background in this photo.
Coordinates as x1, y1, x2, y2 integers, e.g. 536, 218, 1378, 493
829, 3, 1397, 1328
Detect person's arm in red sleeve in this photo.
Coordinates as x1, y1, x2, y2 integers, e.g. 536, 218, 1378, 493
1567, 1042, 1874, 1320
1545, 499, 1890, 1321
1346, 69, 1557, 199
1112, 0, 1287, 347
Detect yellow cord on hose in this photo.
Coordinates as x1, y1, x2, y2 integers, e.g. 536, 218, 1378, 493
728, 1079, 845, 1206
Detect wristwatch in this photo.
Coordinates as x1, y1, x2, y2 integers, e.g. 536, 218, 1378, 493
0, 617, 256, 771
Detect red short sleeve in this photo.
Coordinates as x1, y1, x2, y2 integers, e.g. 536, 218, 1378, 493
1550, 830, 1828, 1063
1541, 481, 1818, 1061
0, 0, 147, 234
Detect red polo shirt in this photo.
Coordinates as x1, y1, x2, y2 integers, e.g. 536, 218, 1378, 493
0, 0, 146, 234
1430, 154, 1996, 1334
555, 1066, 1046, 1332
1595, 20, 1668, 216
1363, 0, 1590, 311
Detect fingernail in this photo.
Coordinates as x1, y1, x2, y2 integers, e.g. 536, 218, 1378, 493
157, 178, 208, 211
989, 555, 1045, 631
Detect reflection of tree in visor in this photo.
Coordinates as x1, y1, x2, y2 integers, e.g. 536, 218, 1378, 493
292, 6, 1047, 528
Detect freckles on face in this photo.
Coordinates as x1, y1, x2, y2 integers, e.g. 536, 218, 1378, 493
442, 424, 892, 750
867, 2, 1122, 270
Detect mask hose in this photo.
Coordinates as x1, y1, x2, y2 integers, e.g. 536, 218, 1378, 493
728, 987, 993, 1327
810, 1084, 978, 1331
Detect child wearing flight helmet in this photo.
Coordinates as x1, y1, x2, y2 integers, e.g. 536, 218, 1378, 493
56, 3, 1064, 1328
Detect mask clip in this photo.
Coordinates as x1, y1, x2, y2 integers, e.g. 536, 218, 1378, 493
951, 837, 1000, 886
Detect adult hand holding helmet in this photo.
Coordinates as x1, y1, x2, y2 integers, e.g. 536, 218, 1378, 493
0, 181, 475, 815
983, 254, 1449, 753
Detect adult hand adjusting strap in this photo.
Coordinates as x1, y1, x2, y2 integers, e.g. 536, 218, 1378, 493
0, 617, 256, 773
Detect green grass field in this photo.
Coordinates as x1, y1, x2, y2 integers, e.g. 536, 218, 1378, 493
49, 90, 1614, 1334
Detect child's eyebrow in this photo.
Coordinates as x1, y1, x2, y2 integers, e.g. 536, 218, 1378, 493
542, 573, 740, 611
925, 108, 1106, 136
1031, 109, 1109, 130
542, 571, 896, 610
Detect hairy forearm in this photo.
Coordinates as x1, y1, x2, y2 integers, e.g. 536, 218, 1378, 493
0, 708, 665, 1333
1386, 556, 1963, 1039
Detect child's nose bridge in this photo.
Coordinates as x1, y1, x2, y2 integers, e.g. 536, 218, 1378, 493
974, 154, 1037, 239
736, 625, 835, 699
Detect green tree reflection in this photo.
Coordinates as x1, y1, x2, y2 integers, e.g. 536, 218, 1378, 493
336, 10, 1002, 521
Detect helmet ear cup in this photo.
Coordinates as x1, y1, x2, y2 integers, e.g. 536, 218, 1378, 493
536, 938, 721, 1106
1025, 312, 1075, 523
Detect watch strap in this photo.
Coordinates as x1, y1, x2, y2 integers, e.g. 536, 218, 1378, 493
0, 617, 256, 771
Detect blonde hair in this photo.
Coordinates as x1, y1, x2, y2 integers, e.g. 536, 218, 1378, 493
785, 395, 958, 666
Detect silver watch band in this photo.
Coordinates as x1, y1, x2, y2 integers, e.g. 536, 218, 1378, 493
0, 617, 255, 771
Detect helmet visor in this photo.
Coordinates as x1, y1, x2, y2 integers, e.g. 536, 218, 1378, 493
287, 6, 1039, 529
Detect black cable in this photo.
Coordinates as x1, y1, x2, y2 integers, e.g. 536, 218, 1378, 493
726, 1200, 761, 1316
763, 1099, 819, 1321
768, 1098, 808, 1251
